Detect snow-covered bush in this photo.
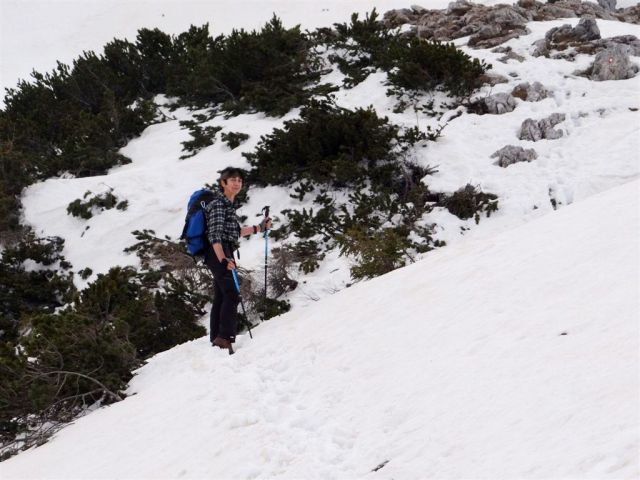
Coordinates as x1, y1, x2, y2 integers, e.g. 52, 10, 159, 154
66, 190, 128, 219
179, 121, 222, 159
440, 184, 499, 224
221, 131, 250, 150
323, 9, 490, 99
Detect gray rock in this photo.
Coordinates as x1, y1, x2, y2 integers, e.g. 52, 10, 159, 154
385, 0, 630, 49
546, 18, 601, 45
599, 36, 640, 56
491, 145, 538, 167
511, 81, 550, 101
572, 18, 601, 42
484, 93, 518, 114
498, 51, 526, 63
487, 6, 529, 27
411, 4, 428, 14
597, 0, 616, 11
587, 44, 639, 80
518, 113, 566, 141
540, 5, 577, 20
531, 38, 550, 57
479, 72, 510, 86
446, 0, 474, 16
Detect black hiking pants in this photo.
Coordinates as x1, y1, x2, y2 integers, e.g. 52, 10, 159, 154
203, 243, 239, 343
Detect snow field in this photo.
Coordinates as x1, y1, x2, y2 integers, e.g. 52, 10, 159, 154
1, 1, 639, 477
2, 179, 638, 479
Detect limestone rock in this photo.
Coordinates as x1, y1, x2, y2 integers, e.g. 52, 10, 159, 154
446, 0, 474, 16
386, 0, 637, 49
478, 72, 510, 86
484, 93, 518, 114
587, 44, 639, 80
518, 114, 566, 141
597, 0, 616, 12
546, 18, 601, 45
511, 82, 550, 101
491, 145, 538, 167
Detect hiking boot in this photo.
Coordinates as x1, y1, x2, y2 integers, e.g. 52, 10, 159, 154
212, 336, 231, 350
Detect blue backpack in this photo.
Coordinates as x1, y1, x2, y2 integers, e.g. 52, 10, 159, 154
181, 189, 216, 256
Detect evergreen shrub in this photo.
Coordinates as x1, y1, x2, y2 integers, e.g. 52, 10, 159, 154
244, 99, 443, 279
221, 131, 250, 149
66, 190, 128, 219
179, 121, 223, 158
0, 234, 76, 344
322, 9, 490, 100
0, 232, 207, 455
441, 184, 499, 223
244, 99, 399, 187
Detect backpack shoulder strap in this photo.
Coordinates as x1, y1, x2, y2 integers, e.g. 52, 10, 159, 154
187, 190, 216, 216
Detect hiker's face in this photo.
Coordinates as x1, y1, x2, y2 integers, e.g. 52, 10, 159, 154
222, 176, 243, 196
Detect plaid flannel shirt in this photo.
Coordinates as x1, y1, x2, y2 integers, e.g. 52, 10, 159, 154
205, 191, 241, 249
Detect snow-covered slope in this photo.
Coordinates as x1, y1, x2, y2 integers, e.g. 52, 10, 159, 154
17, 15, 640, 303
2, 179, 638, 479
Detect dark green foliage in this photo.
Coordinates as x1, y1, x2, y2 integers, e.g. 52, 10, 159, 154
76, 267, 206, 358
280, 241, 325, 275
0, 234, 76, 344
0, 303, 138, 452
179, 121, 223, 158
326, 9, 397, 87
0, 16, 326, 241
221, 131, 250, 150
337, 226, 414, 280
0, 231, 207, 455
0, 50, 155, 240
441, 184, 499, 223
266, 247, 301, 294
134, 28, 175, 94
165, 18, 327, 115
244, 99, 443, 280
244, 99, 399, 188
255, 297, 291, 320
123, 229, 212, 312
386, 38, 489, 98
322, 9, 489, 99
78, 267, 93, 280
279, 205, 340, 242
66, 190, 127, 219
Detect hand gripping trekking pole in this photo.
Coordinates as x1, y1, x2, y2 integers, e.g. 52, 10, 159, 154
231, 268, 253, 339
261, 206, 270, 319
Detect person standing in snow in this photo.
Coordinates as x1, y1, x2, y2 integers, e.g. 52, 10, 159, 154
204, 167, 271, 351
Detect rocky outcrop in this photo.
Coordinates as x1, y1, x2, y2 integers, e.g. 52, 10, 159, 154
532, 18, 601, 57
518, 114, 566, 141
491, 145, 538, 167
547, 18, 601, 44
383, 0, 640, 49
511, 82, 550, 102
477, 72, 510, 86
493, 46, 526, 63
476, 93, 518, 114
597, 0, 616, 12
532, 18, 640, 60
577, 35, 640, 56
583, 44, 639, 80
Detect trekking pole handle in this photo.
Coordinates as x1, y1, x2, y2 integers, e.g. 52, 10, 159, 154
231, 268, 241, 293
261, 206, 271, 240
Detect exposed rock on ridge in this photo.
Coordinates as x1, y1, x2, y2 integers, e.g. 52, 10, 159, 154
384, 0, 640, 49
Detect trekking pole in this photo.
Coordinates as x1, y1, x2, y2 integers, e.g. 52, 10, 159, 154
231, 268, 253, 339
261, 206, 270, 317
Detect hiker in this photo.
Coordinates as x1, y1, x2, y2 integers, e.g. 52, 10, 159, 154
204, 167, 271, 351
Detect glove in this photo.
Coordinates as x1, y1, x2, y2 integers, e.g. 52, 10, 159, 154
220, 258, 235, 270
259, 217, 272, 232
